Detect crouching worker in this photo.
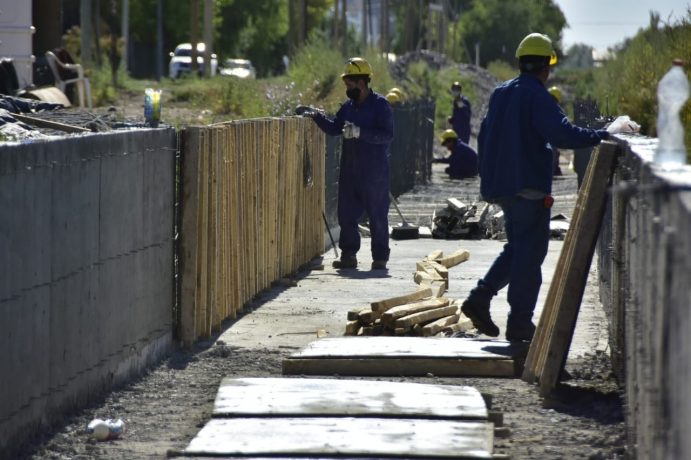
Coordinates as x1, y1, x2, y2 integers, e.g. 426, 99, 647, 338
305, 57, 394, 271
435, 129, 478, 179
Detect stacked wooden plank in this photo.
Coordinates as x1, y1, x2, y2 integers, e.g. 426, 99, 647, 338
179, 118, 326, 346
521, 142, 621, 396
344, 249, 473, 337
184, 377, 498, 458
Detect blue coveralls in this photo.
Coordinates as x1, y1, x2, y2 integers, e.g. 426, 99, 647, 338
438, 139, 478, 179
472, 73, 609, 328
313, 91, 394, 262
450, 95, 471, 143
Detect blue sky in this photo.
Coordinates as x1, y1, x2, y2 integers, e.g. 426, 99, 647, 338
554, 0, 690, 51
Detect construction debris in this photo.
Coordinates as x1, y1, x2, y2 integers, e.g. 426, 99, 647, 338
432, 200, 497, 239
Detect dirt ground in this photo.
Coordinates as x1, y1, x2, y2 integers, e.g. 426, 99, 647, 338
14, 83, 627, 460
17, 323, 625, 460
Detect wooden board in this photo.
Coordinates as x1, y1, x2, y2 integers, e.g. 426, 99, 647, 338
212, 377, 488, 420
370, 287, 433, 313
438, 249, 470, 268
521, 142, 621, 395
185, 417, 494, 459
282, 337, 523, 377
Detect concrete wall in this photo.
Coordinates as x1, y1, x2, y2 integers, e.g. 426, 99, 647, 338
598, 135, 691, 459
0, 129, 176, 457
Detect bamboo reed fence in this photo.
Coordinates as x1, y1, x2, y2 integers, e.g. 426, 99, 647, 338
179, 117, 325, 346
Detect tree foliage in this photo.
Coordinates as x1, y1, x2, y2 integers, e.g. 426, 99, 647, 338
592, 10, 691, 148
454, 0, 566, 66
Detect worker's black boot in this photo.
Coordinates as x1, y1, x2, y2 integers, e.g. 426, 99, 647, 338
505, 321, 536, 342
371, 260, 387, 270
460, 285, 499, 337
332, 256, 357, 269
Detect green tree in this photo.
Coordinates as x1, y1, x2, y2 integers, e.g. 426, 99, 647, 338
216, 0, 331, 76
455, 0, 566, 67
562, 43, 595, 69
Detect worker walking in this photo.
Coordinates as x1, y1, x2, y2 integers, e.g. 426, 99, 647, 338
460, 33, 610, 342
448, 81, 471, 143
435, 129, 478, 179
307, 57, 394, 270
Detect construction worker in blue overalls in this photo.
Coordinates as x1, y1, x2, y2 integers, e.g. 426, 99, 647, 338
459, 33, 610, 342
308, 57, 394, 270
448, 81, 471, 144
436, 129, 478, 179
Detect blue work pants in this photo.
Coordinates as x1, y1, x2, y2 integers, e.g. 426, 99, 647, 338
337, 154, 390, 262
473, 196, 550, 325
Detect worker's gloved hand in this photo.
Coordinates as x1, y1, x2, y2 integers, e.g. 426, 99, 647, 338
606, 115, 641, 134
342, 121, 360, 139
295, 105, 321, 118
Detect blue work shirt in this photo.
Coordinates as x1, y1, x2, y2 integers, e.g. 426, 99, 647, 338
478, 74, 608, 200
438, 139, 478, 179
312, 91, 393, 158
450, 95, 471, 143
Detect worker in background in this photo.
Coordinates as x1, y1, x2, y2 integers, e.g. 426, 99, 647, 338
389, 87, 404, 102
306, 57, 394, 271
548, 86, 563, 176
448, 81, 471, 143
385, 91, 400, 104
459, 33, 610, 342
435, 129, 478, 179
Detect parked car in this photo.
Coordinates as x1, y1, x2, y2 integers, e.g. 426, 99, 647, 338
219, 58, 256, 79
168, 43, 218, 79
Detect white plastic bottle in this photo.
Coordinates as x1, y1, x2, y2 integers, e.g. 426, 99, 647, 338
655, 59, 689, 168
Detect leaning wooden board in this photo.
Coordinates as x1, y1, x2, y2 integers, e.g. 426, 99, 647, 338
212, 377, 488, 420
184, 417, 494, 459
282, 337, 524, 377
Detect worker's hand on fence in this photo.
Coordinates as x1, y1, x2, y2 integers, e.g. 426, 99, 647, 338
343, 122, 360, 139
606, 115, 641, 134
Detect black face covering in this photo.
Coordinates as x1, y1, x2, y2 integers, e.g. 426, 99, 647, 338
346, 87, 361, 100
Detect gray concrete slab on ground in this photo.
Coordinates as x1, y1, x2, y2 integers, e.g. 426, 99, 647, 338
218, 159, 608, 362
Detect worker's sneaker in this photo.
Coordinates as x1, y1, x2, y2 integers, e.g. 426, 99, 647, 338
505, 322, 536, 342
371, 260, 388, 270
460, 298, 500, 337
332, 256, 357, 269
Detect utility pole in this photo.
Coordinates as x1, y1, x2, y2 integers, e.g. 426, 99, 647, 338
361, 0, 367, 51
190, 0, 200, 75
380, 0, 389, 53
122, 0, 129, 74
94, 0, 101, 67
80, 0, 92, 65
341, 0, 347, 56
203, 0, 213, 77
156, 0, 163, 80
333, 0, 340, 50
288, 0, 306, 56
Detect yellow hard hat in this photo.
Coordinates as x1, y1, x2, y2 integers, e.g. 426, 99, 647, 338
515, 33, 557, 65
440, 129, 458, 144
389, 87, 404, 98
548, 86, 562, 103
341, 57, 373, 78
385, 92, 400, 104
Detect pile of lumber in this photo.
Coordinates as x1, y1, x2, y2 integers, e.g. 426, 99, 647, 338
344, 249, 474, 337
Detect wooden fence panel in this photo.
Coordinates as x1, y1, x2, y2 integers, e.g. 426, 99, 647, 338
180, 118, 325, 346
